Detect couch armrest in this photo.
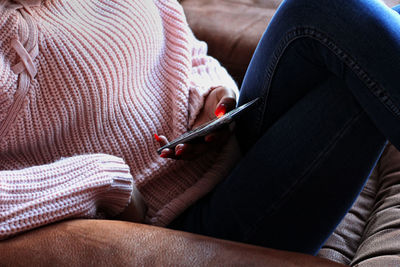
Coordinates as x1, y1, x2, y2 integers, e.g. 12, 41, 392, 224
0, 219, 346, 266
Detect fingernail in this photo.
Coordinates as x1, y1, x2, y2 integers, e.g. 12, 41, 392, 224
160, 150, 168, 158
154, 133, 161, 142
175, 146, 183, 156
215, 104, 227, 118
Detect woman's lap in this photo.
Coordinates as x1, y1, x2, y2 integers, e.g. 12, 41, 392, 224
169, 0, 400, 255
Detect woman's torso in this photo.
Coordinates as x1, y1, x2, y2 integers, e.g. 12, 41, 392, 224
0, 0, 238, 225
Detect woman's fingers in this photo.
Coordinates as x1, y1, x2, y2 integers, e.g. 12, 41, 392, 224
155, 86, 237, 160
173, 128, 232, 160
154, 134, 168, 146
160, 148, 176, 159
175, 142, 210, 160
154, 134, 175, 159
155, 130, 231, 160
214, 86, 237, 117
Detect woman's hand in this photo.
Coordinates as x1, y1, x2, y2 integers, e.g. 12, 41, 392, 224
156, 86, 237, 160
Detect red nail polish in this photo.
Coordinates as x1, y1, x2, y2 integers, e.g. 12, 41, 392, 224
215, 104, 227, 118
175, 146, 183, 156
160, 152, 168, 158
154, 133, 161, 142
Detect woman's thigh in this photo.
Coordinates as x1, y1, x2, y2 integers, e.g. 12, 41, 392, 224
171, 76, 386, 254
236, 0, 400, 152
169, 0, 399, 254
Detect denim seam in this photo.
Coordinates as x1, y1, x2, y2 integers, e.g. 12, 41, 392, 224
301, 28, 398, 116
255, 27, 400, 137
243, 25, 394, 239
242, 26, 398, 239
243, 108, 365, 241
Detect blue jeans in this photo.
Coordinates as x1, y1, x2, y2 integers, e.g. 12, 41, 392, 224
169, 0, 400, 255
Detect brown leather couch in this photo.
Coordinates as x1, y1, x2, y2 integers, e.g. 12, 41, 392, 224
0, 219, 344, 266
2, 0, 400, 266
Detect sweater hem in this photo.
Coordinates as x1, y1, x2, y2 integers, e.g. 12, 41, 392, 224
146, 135, 241, 226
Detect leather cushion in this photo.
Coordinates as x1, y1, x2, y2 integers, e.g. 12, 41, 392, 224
351, 144, 400, 266
181, 0, 281, 85
317, 167, 379, 265
0, 219, 344, 266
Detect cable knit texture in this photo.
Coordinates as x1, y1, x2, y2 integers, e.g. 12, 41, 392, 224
0, 0, 239, 239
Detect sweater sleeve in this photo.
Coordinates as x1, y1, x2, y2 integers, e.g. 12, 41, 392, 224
187, 31, 240, 127
0, 154, 133, 240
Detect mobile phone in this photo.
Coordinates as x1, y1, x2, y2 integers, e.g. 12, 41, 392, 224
157, 97, 260, 154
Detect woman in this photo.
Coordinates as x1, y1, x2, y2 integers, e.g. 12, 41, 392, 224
0, 0, 238, 239
0, 0, 399, 255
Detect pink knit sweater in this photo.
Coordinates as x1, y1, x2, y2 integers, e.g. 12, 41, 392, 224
0, 0, 239, 239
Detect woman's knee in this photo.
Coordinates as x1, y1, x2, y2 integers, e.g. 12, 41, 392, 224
278, 0, 390, 26
275, 0, 399, 49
